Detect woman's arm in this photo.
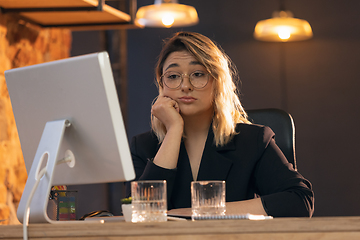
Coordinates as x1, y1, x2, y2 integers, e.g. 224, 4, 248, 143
226, 198, 267, 215
126, 132, 180, 199
126, 95, 184, 201
151, 95, 184, 169
167, 198, 267, 217
254, 127, 314, 217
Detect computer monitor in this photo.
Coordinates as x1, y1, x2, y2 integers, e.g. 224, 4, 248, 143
5, 51, 135, 223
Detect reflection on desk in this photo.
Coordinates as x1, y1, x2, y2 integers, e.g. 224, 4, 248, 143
1, 217, 360, 240
83, 215, 187, 222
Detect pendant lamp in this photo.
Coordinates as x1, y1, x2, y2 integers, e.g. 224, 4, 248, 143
254, 2, 313, 42
135, 0, 199, 28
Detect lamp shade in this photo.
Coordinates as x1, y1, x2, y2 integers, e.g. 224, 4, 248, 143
135, 0, 199, 28
254, 10, 313, 42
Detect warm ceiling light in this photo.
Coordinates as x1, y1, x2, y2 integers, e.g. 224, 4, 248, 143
135, 0, 199, 28
254, 10, 313, 42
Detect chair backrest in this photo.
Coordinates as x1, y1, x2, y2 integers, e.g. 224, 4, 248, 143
246, 108, 297, 170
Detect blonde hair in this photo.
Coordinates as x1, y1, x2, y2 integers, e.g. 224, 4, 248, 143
151, 32, 250, 146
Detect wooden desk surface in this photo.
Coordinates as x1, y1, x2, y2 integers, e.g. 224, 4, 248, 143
1, 216, 360, 240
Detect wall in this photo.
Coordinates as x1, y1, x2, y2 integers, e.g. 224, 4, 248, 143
0, 13, 71, 225
124, 0, 360, 217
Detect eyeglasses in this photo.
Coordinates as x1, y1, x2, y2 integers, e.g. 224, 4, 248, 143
161, 70, 210, 89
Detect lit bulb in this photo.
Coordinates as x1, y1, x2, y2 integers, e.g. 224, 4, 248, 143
277, 26, 291, 40
162, 14, 174, 28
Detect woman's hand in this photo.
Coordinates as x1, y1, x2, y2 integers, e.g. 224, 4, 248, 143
151, 95, 183, 132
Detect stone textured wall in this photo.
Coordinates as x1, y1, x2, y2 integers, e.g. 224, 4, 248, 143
0, 13, 71, 225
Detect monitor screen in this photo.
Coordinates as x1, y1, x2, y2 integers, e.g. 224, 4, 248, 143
5, 51, 135, 222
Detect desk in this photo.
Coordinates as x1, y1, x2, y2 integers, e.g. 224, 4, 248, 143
1, 217, 360, 240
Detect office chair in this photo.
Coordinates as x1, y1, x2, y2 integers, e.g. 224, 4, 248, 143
246, 108, 297, 171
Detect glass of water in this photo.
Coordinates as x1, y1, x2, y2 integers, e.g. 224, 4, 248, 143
131, 180, 167, 222
191, 181, 226, 219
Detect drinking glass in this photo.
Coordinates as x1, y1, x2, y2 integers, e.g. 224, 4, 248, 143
131, 180, 167, 222
191, 181, 226, 219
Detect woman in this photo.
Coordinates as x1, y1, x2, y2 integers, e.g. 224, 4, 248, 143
127, 32, 314, 217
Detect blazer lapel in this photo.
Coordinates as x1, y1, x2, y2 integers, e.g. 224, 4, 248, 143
197, 128, 235, 181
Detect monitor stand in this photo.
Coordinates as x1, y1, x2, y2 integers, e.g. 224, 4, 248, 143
17, 119, 75, 224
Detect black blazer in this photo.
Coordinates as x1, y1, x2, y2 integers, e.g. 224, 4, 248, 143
127, 123, 314, 217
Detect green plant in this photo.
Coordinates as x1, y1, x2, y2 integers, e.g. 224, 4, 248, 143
121, 197, 132, 204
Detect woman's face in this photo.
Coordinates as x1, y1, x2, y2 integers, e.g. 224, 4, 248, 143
161, 50, 214, 118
